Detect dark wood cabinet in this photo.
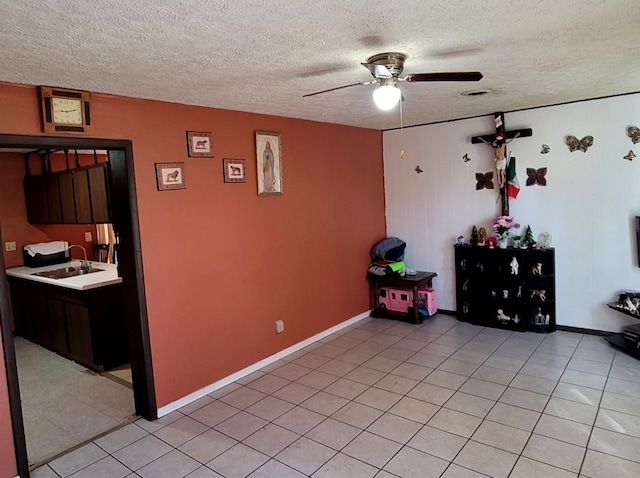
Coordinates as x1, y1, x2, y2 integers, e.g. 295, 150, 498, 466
23, 163, 110, 224
455, 245, 556, 333
7, 277, 128, 371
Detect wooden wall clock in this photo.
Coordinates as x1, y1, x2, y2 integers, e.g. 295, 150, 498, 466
40, 86, 92, 134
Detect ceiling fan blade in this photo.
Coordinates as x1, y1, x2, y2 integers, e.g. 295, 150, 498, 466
303, 82, 369, 97
404, 72, 483, 82
361, 62, 393, 78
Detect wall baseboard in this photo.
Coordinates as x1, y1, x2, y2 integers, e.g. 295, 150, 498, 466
556, 325, 610, 336
157, 310, 372, 417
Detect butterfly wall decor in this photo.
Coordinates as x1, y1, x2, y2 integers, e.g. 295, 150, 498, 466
526, 167, 547, 186
463, 153, 471, 162
415, 166, 424, 174
566, 135, 593, 153
541, 144, 550, 154
624, 150, 636, 161
475, 172, 494, 190
628, 126, 640, 144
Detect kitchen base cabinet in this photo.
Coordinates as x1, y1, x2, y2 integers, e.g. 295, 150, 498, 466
8, 277, 128, 372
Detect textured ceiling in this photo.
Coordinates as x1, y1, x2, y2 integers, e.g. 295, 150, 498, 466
0, 0, 639, 130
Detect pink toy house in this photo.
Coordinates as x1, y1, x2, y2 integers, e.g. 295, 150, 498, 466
378, 287, 437, 316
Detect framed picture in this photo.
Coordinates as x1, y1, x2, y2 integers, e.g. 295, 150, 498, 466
186, 131, 214, 157
223, 158, 246, 183
255, 131, 282, 196
155, 162, 186, 191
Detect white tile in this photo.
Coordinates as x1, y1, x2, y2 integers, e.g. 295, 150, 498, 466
274, 406, 325, 435
460, 378, 507, 400
471, 365, 518, 385
206, 443, 269, 478
440, 464, 489, 477
522, 434, 586, 473
154, 416, 210, 447
247, 460, 306, 477
343, 366, 387, 386
245, 395, 295, 421
561, 370, 607, 390
242, 423, 300, 457
407, 351, 447, 368
188, 400, 240, 427
553, 382, 603, 407
387, 396, 439, 424
600, 391, 640, 417
511, 373, 557, 395
444, 391, 495, 418
275, 437, 336, 475
454, 440, 518, 478
67, 456, 131, 478
595, 408, 640, 438
178, 429, 237, 463
588, 427, 640, 464
534, 414, 592, 446
408, 425, 467, 460
499, 387, 549, 412
323, 378, 369, 400
373, 374, 419, 395
384, 446, 449, 478
422, 370, 468, 390
49, 442, 108, 476
605, 377, 640, 398
342, 431, 402, 468
301, 391, 349, 416
521, 362, 565, 381
313, 452, 379, 478
567, 358, 611, 376
244, 373, 291, 394
94, 423, 148, 454
407, 382, 456, 406
215, 411, 269, 441
316, 359, 358, 377
367, 412, 422, 444
218, 386, 267, 409
296, 370, 340, 390
354, 387, 403, 411
581, 449, 640, 478
305, 417, 362, 450
609, 365, 640, 383
331, 401, 384, 429
390, 362, 433, 381
112, 435, 173, 471
544, 397, 598, 425
486, 402, 541, 431
137, 450, 200, 478
428, 408, 483, 438
270, 362, 313, 381
510, 457, 578, 478
471, 420, 531, 454
437, 358, 480, 376
272, 382, 318, 404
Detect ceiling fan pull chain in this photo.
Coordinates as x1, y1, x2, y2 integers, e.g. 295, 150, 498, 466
400, 96, 405, 159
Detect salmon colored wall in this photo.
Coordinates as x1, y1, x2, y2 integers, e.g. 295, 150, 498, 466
0, 81, 385, 476
0, 333, 16, 478
0, 152, 98, 268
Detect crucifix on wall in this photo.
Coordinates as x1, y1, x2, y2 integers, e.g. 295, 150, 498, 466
471, 112, 532, 215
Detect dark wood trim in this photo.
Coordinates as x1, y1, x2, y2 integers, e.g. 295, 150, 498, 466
0, 225, 29, 478
556, 325, 610, 336
436, 309, 457, 316
0, 133, 157, 473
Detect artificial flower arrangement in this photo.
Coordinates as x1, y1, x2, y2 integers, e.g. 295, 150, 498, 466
493, 215, 520, 241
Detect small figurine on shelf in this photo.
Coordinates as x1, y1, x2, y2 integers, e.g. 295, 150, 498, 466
524, 225, 535, 247
531, 289, 547, 301
533, 307, 546, 325
487, 236, 497, 249
478, 227, 487, 246
531, 262, 543, 275
510, 257, 519, 275
471, 226, 479, 246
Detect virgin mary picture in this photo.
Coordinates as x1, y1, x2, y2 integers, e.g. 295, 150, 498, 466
256, 132, 283, 195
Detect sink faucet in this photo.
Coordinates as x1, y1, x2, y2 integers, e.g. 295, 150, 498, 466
67, 244, 92, 271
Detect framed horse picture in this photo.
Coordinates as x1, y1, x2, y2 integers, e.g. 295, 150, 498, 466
223, 158, 246, 183
186, 131, 214, 157
155, 162, 186, 191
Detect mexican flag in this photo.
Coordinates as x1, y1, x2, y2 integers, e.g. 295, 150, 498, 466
506, 155, 520, 199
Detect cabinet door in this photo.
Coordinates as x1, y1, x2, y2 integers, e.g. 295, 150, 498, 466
73, 170, 93, 223
24, 176, 50, 224
48, 297, 68, 353
58, 172, 77, 224
88, 165, 110, 223
65, 302, 94, 363
32, 293, 51, 347
45, 175, 63, 223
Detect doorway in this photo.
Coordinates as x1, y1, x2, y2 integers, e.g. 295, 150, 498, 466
0, 134, 156, 478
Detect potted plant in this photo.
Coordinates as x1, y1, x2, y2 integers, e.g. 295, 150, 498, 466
493, 215, 520, 249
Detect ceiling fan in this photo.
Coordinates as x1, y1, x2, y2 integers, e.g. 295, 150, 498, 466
303, 52, 483, 110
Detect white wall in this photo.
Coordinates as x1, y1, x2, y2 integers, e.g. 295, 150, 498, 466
383, 94, 640, 332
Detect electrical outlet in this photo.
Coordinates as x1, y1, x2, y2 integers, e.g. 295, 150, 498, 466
84, 232, 92, 242
275, 320, 285, 334
5, 241, 16, 252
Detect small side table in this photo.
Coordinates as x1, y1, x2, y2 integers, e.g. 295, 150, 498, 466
368, 271, 437, 324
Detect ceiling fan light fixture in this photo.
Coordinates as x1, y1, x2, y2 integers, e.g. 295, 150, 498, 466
373, 82, 401, 110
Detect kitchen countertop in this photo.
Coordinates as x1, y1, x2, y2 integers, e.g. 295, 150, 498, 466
6, 261, 122, 290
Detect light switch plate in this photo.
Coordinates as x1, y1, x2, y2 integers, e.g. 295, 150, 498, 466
84, 232, 92, 242
5, 241, 16, 252
275, 320, 285, 334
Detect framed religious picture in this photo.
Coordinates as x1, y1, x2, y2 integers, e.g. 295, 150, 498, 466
186, 131, 214, 157
155, 162, 186, 191
255, 131, 282, 196
222, 158, 246, 183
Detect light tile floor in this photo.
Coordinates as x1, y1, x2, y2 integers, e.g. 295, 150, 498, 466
15, 338, 136, 468
33, 315, 640, 477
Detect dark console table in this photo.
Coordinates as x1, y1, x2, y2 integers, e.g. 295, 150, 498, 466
368, 271, 437, 324
605, 302, 640, 360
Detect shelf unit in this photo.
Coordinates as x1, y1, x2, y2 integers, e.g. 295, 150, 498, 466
455, 245, 556, 333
